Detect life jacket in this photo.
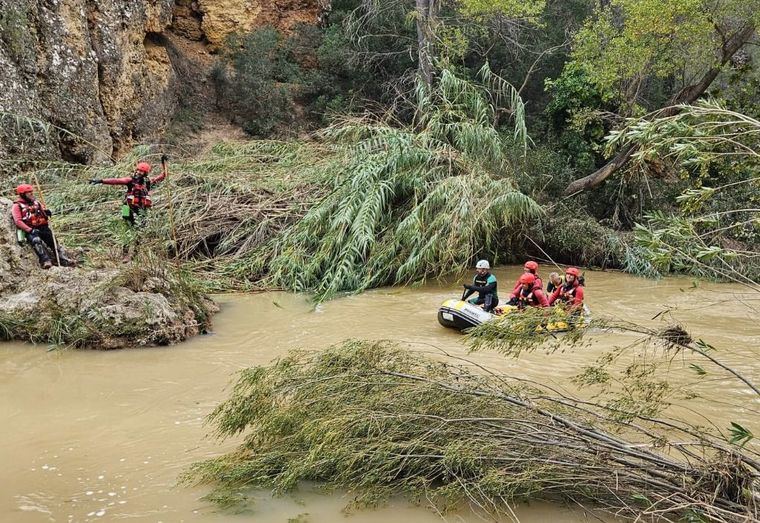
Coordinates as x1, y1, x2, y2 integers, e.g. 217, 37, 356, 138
125, 176, 152, 209
555, 281, 580, 304
473, 273, 498, 301
517, 286, 541, 308
15, 198, 48, 228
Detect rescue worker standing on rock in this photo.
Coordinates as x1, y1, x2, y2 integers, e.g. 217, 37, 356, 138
549, 267, 585, 310
462, 260, 499, 312
89, 156, 167, 225
12, 184, 74, 269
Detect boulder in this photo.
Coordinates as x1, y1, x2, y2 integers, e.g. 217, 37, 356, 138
0, 197, 216, 348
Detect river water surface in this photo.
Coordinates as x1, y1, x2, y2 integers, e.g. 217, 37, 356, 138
1, 268, 758, 522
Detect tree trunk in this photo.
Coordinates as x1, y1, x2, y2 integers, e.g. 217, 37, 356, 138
563, 23, 756, 196
416, 0, 433, 88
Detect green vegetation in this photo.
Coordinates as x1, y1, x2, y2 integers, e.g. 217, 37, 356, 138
185, 340, 758, 521
269, 66, 540, 300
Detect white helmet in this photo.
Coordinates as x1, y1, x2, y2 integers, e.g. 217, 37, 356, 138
475, 260, 490, 269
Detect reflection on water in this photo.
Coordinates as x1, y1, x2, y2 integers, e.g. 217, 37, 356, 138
0, 267, 757, 522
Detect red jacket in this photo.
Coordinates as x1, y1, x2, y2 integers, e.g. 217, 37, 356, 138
549, 280, 584, 307
510, 275, 543, 299
515, 286, 550, 308
101, 171, 166, 186
101, 171, 166, 209
12, 198, 48, 233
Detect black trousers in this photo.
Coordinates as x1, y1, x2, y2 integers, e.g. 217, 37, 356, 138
26, 225, 56, 264
471, 293, 498, 312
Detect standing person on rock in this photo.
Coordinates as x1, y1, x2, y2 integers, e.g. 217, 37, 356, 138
11, 184, 75, 269
89, 156, 168, 226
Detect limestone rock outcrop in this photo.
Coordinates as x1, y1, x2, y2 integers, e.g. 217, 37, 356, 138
0, 198, 216, 348
0, 0, 177, 164
0, 0, 329, 166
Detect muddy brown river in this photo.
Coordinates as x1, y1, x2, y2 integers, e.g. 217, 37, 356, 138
1, 268, 758, 522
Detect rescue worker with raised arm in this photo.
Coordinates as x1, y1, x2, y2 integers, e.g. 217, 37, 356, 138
462, 260, 499, 312
549, 267, 585, 310
12, 184, 74, 269
89, 157, 167, 225
507, 273, 549, 309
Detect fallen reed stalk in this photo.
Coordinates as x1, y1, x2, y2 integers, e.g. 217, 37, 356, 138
185, 340, 759, 521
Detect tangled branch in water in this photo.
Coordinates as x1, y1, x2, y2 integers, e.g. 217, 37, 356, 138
185, 340, 759, 521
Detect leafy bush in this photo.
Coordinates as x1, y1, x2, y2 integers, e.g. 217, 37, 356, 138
212, 16, 377, 136
212, 27, 299, 136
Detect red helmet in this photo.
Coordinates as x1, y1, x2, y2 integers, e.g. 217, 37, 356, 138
519, 273, 536, 285
524, 261, 538, 272
16, 184, 34, 195
136, 162, 151, 174
565, 267, 580, 277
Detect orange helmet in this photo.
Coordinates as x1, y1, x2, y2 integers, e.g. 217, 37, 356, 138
519, 273, 536, 285
16, 184, 34, 195
524, 260, 538, 272
565, 267, 580, 277
136, 162, 151, 174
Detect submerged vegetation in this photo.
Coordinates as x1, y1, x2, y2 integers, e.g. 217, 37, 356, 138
186, 340, 759, 521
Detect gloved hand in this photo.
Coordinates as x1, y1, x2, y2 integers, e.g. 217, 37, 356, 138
160, 154, 169, 163
507, 297, 518, 306
44, 209, 52, 217
28, 228, 40, 237
89, 179, 102, 185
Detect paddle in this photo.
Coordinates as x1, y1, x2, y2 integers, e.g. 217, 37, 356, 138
161, 154, 180, 263
30, 173, 61, 267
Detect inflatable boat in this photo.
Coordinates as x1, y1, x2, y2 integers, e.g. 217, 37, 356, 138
437, 299, 495, 330
437, 299, 590, 332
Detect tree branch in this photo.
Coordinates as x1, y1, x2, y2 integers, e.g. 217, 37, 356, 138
563, 23, 756, 196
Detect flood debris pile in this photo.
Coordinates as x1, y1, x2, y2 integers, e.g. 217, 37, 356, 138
187, 340, 759, 521
0, 197, 216, 348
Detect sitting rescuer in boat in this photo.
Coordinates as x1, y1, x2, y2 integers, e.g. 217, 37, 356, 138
546, 271, 563, 294
511, 260, 543, 296
462, 260, 499, 312
548, 267, 585, 311
12, 184, 76, 269
506, 272, 549, 309
89, 157, 167, 226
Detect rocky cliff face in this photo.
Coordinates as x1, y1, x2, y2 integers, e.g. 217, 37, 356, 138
0, 0, 327, 166
173, 0, 329, 49
0, 0, 177, 164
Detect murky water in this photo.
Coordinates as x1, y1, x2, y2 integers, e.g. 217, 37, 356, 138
1, 268, 758, 522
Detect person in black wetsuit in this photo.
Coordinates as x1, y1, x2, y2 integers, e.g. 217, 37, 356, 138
462, 259, 499, 312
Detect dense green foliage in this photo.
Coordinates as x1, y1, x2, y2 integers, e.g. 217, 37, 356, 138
268, 67, 541, 300
8, 0, 760, 293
